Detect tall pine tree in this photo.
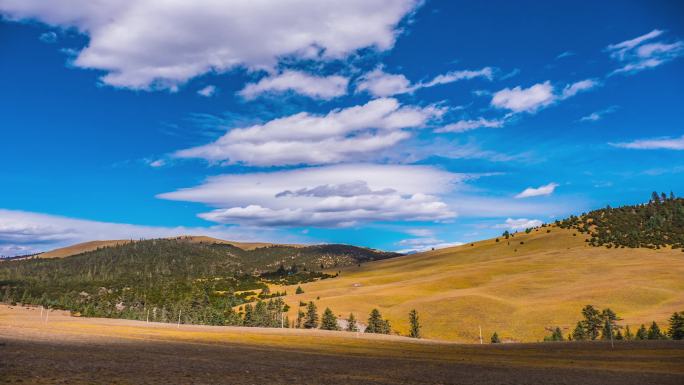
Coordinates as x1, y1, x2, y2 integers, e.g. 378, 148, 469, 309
320, 307, 340, 330
408, 309, 421, 338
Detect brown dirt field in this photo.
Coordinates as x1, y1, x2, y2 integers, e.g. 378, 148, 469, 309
1, 306, 683, 384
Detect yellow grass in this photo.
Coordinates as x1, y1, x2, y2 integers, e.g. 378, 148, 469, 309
278, 227, 684, 342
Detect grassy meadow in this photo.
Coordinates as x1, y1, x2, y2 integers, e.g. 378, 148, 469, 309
278, 227, 684, 342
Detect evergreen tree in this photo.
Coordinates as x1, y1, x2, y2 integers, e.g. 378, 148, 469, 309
623, 325, 633, 340
647, 321, 664, 340
365, 308, 390, 334
615, 329, 624, 340
408, 309, 421, 338
581, 305, 602, 340
295, 286, 304, 294
346, 313, 358, 332
320, 307, 339, 331
303, 301, 318, 329
667, 312, 684, 340
635, 324, 648, 340
243, 304, 254, 326
572, 321, 586, 340
490, 332, 501, 343
545, 327, 564, 341
296, 310, 304, 328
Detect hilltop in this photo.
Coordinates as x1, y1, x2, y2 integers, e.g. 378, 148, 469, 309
23, 235, 283, 260
278, 225, 684, 342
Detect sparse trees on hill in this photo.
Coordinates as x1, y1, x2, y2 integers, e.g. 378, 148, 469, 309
408, 309, 421, 338
365, 308, 390, 334
320, 307, 340, 331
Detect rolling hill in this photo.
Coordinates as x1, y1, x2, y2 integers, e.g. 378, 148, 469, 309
277, 226, 684, 342
35, 235, 282, 259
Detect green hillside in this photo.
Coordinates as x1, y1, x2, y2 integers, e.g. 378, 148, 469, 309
0, 239, 397, 325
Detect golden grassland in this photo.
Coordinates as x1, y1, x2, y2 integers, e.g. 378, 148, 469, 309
277, 227, 684, 342
1, 305, 683, 376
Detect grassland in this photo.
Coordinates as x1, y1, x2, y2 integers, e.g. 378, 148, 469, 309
278, 227, 684, 342
1, 305, 682, 384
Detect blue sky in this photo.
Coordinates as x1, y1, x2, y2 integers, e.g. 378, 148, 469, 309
1, 0, 683, 256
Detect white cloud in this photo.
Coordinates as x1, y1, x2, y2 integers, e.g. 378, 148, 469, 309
579, 106, 619, 122
495, 218, 543, 231
240, 70, 348, 100
197, 85, 217, 97
515, 182, 559, 199
0, 0, 420, 89
158, 164, 467, 227
173, 98, 444, 166
434, 118, 504, 133
491, 81, 555, 113
606, 29, 684, 76
560, 79, 599, 99
606, 29, 664, 60
148, 159, 165, 167
395, 237, 463, 254
0, 209, 300, 257
610, 135, 684, 150
356, 67, 493, 97
491, 79, 599, 113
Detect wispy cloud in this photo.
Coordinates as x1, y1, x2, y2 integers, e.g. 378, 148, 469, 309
356, 66, 493, 97
491, 79, 599, 113
606, 29, 684, 76
610, 135, 684, 150
197, 85, 217, 97
515, 182, 559, 198
434, 118, 505, 133
579, 106, 619, 122
556, 51, 575, 60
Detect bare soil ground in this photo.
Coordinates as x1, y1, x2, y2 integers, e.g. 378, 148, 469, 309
1, 305, 683, 385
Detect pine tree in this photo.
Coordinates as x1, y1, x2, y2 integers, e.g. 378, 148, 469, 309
365, 308, 390, 334
320, 307, 339, 330
243, 304, 254, 326
346, 313, 358, 332
544, 327, 564, 341
303, 301, 318, 329
624, 325, 634, 340
581, 305, 602, 340
295, 286, 304, 294
667, 312, 684, 340
615, 329, 624, 340
408, 309, 421, 338
647, 321, 664, 340
635, 324, 648, 340
491, 332, 501, 343
572, 321, 586, 340
296, 310, 304, 328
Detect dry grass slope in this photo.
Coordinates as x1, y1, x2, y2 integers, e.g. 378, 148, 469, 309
279, 227, 684, 342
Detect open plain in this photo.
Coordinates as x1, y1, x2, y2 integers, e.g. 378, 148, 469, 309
1, 305, 683, 385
